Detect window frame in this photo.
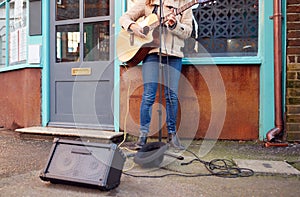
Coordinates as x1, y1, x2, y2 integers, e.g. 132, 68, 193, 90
121, 0, 263, 65
183, 0, 262, 65
0, 0, 41, 73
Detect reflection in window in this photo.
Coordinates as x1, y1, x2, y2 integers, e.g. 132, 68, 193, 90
84, 0, 109, 18
56, 24, 80, 62
56, 0, 79, 21
84, 21, 109, 61
183, 0, 259, 57
0, 3, 5, 67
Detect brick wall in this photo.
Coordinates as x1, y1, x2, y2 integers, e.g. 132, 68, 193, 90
286, 0, 300, 140
0, 69, 41, 130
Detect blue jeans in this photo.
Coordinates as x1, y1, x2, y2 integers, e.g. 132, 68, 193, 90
140, 54, 182, 135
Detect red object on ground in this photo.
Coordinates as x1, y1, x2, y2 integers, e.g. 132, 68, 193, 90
264, 141, 289, 148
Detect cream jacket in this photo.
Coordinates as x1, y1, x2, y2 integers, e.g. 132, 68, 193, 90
119, 0, 193, 58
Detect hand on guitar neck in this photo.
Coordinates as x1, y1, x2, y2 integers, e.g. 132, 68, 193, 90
166, 8, 177, 29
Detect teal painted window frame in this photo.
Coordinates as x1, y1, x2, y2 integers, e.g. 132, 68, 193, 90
0, 0, 42, 73
116, 0, 263, 65
41, 0, 50, 127
115, 0, 277, 140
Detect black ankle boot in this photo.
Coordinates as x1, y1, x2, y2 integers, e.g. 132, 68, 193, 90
135, 133, 148, 150
167, 133, 185, 150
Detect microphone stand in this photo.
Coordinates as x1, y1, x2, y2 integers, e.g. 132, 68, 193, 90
158, 0, 164, 142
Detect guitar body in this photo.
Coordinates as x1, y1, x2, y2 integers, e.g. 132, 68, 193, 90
117, 14, 159, 67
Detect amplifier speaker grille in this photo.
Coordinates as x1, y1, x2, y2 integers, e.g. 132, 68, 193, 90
40, 138, 126, 191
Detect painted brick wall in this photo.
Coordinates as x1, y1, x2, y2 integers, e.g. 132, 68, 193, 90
0, 69, 41, 130
120, 65, 259, 140
286, 0, 300, 140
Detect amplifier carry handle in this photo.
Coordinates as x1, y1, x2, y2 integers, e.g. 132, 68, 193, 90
71, 148, 92, 155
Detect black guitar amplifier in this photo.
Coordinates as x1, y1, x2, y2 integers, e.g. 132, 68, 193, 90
40, 138, 126, 191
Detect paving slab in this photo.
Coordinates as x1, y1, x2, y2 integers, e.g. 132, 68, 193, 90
15, 126, 123, 140
234, 159, 300, 176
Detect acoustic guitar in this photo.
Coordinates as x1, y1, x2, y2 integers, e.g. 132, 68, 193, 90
117, 0, 215, 67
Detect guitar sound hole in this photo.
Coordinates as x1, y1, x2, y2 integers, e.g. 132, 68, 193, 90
143, 26, 150, 35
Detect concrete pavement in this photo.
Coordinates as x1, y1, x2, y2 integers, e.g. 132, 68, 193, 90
1, 128, 300, 197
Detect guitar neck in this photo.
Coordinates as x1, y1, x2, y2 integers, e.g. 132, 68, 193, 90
176, 0, 198, 15
150, 0, 213, 30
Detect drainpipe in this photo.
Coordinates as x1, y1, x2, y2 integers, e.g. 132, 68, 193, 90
265, 0, 287, 147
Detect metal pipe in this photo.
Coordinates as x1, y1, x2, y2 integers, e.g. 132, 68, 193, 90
266, 0, 284, 142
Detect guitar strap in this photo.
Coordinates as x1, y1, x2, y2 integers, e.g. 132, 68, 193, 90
152, 4, 158, 14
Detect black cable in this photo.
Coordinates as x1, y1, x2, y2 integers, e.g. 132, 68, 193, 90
123, 171, 213, 178
285, 159, 300, 165
123, 148, 254, 179
183, 149, 254, 178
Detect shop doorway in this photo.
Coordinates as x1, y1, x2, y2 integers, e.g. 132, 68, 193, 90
49, 0, 115, 130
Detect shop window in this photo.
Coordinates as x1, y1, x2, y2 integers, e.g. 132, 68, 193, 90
183, 0, 259, 57
0, 2, 5, 67
9, 0, 27, 65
